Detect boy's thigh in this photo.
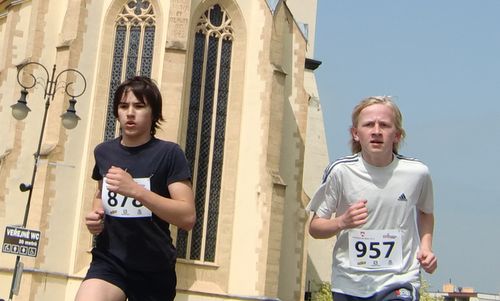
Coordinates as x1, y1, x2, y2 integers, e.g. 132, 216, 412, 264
75, 278, 126, 301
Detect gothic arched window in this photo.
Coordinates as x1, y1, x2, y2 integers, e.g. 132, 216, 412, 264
103, 0, 156, 141
176, 4, 233, 263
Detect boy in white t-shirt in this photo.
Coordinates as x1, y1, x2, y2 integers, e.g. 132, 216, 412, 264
307, 96, 437, 301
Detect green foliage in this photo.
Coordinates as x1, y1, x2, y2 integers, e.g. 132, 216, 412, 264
311, 281, 333, 301
420, 278, 444, 301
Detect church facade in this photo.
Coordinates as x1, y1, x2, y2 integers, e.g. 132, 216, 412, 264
0, 0, 330, 300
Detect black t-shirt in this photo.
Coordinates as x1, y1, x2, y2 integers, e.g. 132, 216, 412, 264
91, 137, 191, 271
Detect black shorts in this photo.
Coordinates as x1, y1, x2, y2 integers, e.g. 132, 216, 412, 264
333, 283, 419, 301
84, 251, 177, 301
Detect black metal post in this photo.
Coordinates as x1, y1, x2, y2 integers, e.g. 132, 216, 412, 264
7, 62, 86, 301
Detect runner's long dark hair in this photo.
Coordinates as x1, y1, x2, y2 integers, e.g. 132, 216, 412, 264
113, 76, 164, 136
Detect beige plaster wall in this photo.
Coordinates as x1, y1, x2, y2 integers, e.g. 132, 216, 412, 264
302, 70, 335, 287
225, 1, 273, 296
275, 11, 310, 301
285, 0, 318, 58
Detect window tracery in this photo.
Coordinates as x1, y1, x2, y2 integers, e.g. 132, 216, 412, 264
104, 0, 156, 141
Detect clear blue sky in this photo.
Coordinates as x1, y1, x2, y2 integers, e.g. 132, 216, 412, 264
314, 1, 500, 294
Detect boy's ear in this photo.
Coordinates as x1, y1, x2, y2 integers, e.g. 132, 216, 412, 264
351, 127, 359, 141
394, 130, 402, 143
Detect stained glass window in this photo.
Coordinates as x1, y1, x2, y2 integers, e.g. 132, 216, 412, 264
176, 4, 233, 263
104, 0, 156, 141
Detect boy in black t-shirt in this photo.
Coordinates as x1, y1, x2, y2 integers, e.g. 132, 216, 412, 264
75, 76, 195, 301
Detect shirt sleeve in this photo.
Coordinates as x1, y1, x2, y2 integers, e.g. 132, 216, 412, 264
91, 146, 104, 181
417, 168, 434, 214
165, 144, 192, 185
92, 163, 102, 181
306, 168, 339, 219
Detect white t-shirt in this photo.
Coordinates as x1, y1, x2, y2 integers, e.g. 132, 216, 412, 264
307, 153, 434, 297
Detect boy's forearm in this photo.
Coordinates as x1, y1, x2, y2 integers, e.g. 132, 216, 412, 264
418, 211, 434, 250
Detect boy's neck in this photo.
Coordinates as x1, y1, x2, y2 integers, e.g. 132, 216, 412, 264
361, 151, 394, 167
120, 134, 152, 147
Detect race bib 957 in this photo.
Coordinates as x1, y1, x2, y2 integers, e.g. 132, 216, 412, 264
348, 229, 403, 271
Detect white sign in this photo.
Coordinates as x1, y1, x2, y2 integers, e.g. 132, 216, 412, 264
101, 177, 152, 218
3, 226, 40, 257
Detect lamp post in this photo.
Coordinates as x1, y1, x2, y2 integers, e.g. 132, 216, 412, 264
7, 62, 86, 300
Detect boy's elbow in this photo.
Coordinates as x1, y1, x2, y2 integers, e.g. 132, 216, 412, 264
178, 197, 196, 231
308, 214, 321, 238
180, 214, 196, 231
308, 218, 333, 239
309, 228, 321, 239
308, 224, 320, 239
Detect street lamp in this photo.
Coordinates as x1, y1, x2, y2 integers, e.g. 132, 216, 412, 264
7, 62, 86, 300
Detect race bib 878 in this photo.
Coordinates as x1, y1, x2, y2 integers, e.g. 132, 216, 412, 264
348, 229, 403, 271
101, 177, 152, 218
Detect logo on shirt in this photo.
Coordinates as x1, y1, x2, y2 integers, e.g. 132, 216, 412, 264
395, 288, 412, 299
397, 193, 408, 201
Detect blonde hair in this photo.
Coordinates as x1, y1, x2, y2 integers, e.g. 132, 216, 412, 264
350, 96, 406, 154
